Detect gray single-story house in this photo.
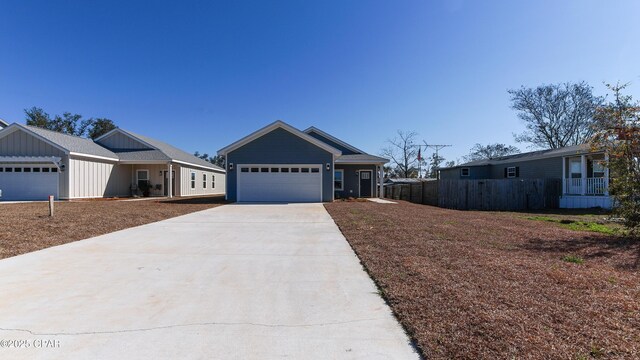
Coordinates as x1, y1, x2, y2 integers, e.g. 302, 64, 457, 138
217, 120, 389, 202
0, 123, 225, 201
438, 144, 611, 208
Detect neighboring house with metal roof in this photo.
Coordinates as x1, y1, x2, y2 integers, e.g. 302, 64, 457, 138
218, 120, 388, 202
0, 123, 225, 201
438, 144, 611, 209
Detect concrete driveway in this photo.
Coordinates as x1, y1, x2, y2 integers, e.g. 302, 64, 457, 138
0, 203, 418, 359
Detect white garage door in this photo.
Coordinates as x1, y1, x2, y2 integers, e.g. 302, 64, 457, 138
237, 164, 322, 202
0, 165, 59, 201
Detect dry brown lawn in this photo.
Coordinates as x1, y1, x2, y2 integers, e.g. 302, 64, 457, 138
0, 196, 225, 259
325, 201, 640, 359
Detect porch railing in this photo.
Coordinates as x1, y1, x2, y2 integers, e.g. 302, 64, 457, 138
563, 178, 608, 195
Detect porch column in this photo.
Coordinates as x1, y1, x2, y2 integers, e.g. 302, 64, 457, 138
167, 162, 173, 198
378, 165, 384, 198
604, 153, 610, 196
561, 156, 566, 194
580, 155, 587, 195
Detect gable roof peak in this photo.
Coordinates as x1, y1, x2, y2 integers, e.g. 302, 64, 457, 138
303, 126, 367, 155
217, 120, 342, 156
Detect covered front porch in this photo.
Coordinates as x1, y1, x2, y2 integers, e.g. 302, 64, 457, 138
560, 153, 612, 209
124, 162, 179, 198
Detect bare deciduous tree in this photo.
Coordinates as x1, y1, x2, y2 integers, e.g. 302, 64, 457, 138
464, 143, 520, 162
509, 82, 603, 149
381, 130, 419, 178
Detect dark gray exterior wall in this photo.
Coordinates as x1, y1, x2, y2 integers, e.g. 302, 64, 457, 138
489, 157, 563, 179
306, 131, 358, 155
225, 128, 334, 202
335, 164, 377, 198
440, 157, 564, 180
439, 165, 491, 179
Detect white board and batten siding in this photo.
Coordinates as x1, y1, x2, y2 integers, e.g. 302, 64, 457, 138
179, 165, 225, 196
67, 157, 129, 198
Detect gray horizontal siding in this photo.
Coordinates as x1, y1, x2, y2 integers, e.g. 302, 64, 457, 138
440, 165, 491, 179
226, 128, 334, 202
490, 157, 562, 179
335, 164, 377, 198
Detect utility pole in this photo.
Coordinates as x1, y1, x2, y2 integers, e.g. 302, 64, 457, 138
424, 142, 452, 179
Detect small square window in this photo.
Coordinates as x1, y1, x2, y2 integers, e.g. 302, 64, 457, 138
0, 167, 3, 172
281, 168, 289, 173
251, 168, 259, 173
5, 167, 12, 172
506, 167, 517, 178
33, 167, 41, 172
42, 167, 50, 173
291, 168, 299, 173
461, 168, 470, 177
241, 167, 249, 172
24, 167, 31, 172
14, 167, 22, 172
271, 167, 279, 172
311, 168, 319, 173
301, 168, 310, 173
260, 167, 269, 173
51, 168, 58, 173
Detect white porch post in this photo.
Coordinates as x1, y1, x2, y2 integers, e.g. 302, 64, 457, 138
378, 165, 384, 198
580, 155, 587, 195
167, 162, 173, 198
561, 156, 566, 194
604, 153, 610, 196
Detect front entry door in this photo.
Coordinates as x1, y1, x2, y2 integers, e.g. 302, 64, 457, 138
359, 170, 373, 197
163, 171, 175, 196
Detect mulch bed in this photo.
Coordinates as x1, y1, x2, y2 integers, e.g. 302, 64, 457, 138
325, 201, 640, 359
0, 196, 225, 259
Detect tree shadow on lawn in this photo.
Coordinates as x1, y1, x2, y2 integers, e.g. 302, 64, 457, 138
520, 234, 640, 271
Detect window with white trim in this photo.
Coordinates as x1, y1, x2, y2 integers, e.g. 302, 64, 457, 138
190, 171, 196, 189
203, 173, 207, 189
136, 169, 149, 188
592, 161, 605, 178
506, 166, 517, 178
461, 168, 470, 177
334, 169, 344, 190
211, 174, 215, 189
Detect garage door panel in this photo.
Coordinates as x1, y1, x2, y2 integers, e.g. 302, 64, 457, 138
238, 165, 322, 203
0, 166, 59, 201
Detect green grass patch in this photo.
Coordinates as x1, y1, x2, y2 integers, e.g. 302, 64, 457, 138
562, 254, 585, 264
525, 216, 619, 235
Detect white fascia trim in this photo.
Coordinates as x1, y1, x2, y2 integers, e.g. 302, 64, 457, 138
69, 152, 119, 162
2, 124, 71, 155
118, 160, 171, 165
217, 120, 342, 156
334, 160, 388, 165
173, 159, 226, 173
303, 126, 366, 154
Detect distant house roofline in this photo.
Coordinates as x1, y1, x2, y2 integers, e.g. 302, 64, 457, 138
441, 143, 603, 170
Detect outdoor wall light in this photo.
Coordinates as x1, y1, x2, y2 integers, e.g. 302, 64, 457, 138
229, 163, 234, 171
326, 163, 330, 171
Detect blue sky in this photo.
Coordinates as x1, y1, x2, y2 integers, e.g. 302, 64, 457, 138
1, 0, 639, 163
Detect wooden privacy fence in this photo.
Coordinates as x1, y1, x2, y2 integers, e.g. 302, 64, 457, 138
384, 178, 562, 211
